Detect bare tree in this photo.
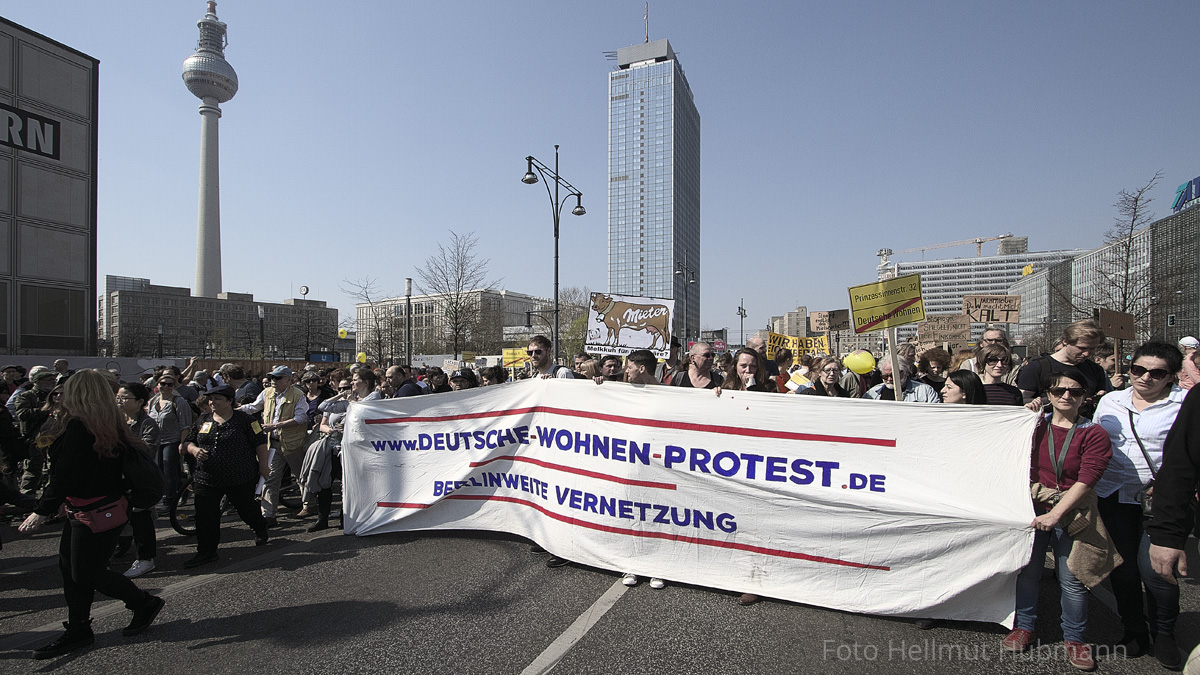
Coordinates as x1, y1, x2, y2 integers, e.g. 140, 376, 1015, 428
558, 285, 593, 358
341, 276, 397, 364
1044, 172, 1161, 348
416, 231, 498, 358
1078, 172, 1161, 341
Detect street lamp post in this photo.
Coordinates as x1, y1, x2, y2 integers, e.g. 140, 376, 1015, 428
736, 300, 747, 347
522, 145, 586, 365
674, 260, 696, 346
157, 324, 163, 359
257, 305, 265, 357
405, 278, 413, 365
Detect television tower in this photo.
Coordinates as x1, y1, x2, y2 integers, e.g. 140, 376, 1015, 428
182, 1, 238, 298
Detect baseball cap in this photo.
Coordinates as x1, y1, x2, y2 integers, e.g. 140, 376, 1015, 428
268, 365, 293, 378
1179, 336, 1199, 349
450, 370, 470, 380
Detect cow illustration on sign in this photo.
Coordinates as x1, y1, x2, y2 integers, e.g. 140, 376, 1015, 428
590, 293, 672, 353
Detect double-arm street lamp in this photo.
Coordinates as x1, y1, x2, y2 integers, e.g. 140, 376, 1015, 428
674, 260, 696, 346
522, 145, 586, 364
736, 300, 747, 347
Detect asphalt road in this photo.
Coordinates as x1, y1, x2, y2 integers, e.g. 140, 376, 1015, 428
2, 510, 1200, 674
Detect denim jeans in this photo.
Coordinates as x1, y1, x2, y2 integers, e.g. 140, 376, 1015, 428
156, 443, 181, 506
1015, 524, 1088, 642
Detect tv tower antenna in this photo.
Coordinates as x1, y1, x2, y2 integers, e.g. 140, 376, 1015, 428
644, 3, 650, 43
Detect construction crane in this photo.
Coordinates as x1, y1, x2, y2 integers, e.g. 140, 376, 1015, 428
877, 233, 1013, 265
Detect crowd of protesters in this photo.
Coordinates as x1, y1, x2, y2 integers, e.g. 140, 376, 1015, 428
7, 319, 1200, 668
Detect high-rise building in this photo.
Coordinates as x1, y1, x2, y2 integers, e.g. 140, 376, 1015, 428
0, 18, 99, 356
878, 240, 1084, 341
607, 38, 700, 343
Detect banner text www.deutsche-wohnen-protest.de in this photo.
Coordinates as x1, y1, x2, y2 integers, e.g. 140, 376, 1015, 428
342, 379, 1038, 626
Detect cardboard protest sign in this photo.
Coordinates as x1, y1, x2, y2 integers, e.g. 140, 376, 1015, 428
963, 295, 1021, 324
918, 315, 971, 343
1094, 308, 1135, 340
810, 310, 851, 333
586, 293, 675, 359
344, 380, 1037, 626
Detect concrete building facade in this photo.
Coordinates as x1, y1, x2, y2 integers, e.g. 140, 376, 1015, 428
0, 18, 98, 356
101, 276, 337, 360
356, 289, 551, 364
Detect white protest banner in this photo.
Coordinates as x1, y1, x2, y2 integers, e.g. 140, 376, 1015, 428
585, 292, 675, 359
343, 380, 1038, 625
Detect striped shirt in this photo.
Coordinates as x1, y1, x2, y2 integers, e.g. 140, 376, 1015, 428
1093, 385, 1187, 504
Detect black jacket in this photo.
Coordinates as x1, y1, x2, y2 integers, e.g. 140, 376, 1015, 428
1148, 386, 1200, 549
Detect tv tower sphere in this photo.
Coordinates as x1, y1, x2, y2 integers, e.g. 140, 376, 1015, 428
182, 1, 238, 103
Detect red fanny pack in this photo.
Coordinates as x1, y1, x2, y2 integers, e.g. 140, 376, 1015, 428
65, 495, 129, 533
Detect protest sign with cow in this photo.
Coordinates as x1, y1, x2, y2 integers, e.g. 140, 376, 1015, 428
585, 292, 675, 358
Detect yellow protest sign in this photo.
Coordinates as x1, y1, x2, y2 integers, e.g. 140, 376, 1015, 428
462, 352, 476, 363
796, 335, 830, 355
502, 348, 529, 368
766, 333, 830, 359
848, 274, 926, 334
766, 332, 799, 360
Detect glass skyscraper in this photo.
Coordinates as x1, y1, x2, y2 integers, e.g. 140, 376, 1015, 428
608, 39, 700, 343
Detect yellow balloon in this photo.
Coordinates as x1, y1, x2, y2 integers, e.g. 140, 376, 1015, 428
356, 352, 367, 364
338, 328, 348, 339
844, 350, 876, 375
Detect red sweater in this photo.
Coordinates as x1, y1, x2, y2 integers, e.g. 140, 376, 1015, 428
1030, 417, 1112, 490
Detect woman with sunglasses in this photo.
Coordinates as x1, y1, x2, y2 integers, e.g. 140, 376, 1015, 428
147, 373, 193, 515
974, 344, 1024, 406
1092, 341, 1186, 668
1003, 368, 1113, 671
799, 357, 851, 397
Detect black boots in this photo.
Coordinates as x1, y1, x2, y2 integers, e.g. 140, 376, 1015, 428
307, 489, 332, 532
122, 594, 165, 636
32, 621, 94, 659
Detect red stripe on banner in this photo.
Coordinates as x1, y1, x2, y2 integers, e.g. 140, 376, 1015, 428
856, 297, 920, 333
468, 455, 677, 490
365, 406, 894, 448
375, 495, 890, 571
376, 502, 431, 509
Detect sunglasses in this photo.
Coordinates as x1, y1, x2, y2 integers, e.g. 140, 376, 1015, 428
1130, 364, 1170, 380
526, 349, 544, 355
984, 357, 1010, 365
1048, 386, 1086, 398
159, 381, 176, 386
338, 386, 352, 391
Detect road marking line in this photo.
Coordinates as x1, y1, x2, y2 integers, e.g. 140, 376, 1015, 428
0, 529, 341, 652
520, 579, 628, 675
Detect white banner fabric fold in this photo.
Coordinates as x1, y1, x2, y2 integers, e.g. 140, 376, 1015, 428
342, 379, 1038, 626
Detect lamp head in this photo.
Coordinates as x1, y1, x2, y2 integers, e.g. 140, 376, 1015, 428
570, 194, 586, 216
522, 157, 539, 184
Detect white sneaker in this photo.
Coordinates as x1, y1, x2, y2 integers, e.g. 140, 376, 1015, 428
124, 559, 155, 578
649, 577, 665, 589
621, 572, 638, 587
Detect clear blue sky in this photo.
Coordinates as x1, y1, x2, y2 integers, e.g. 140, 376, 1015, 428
6, 1, 1197, 339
